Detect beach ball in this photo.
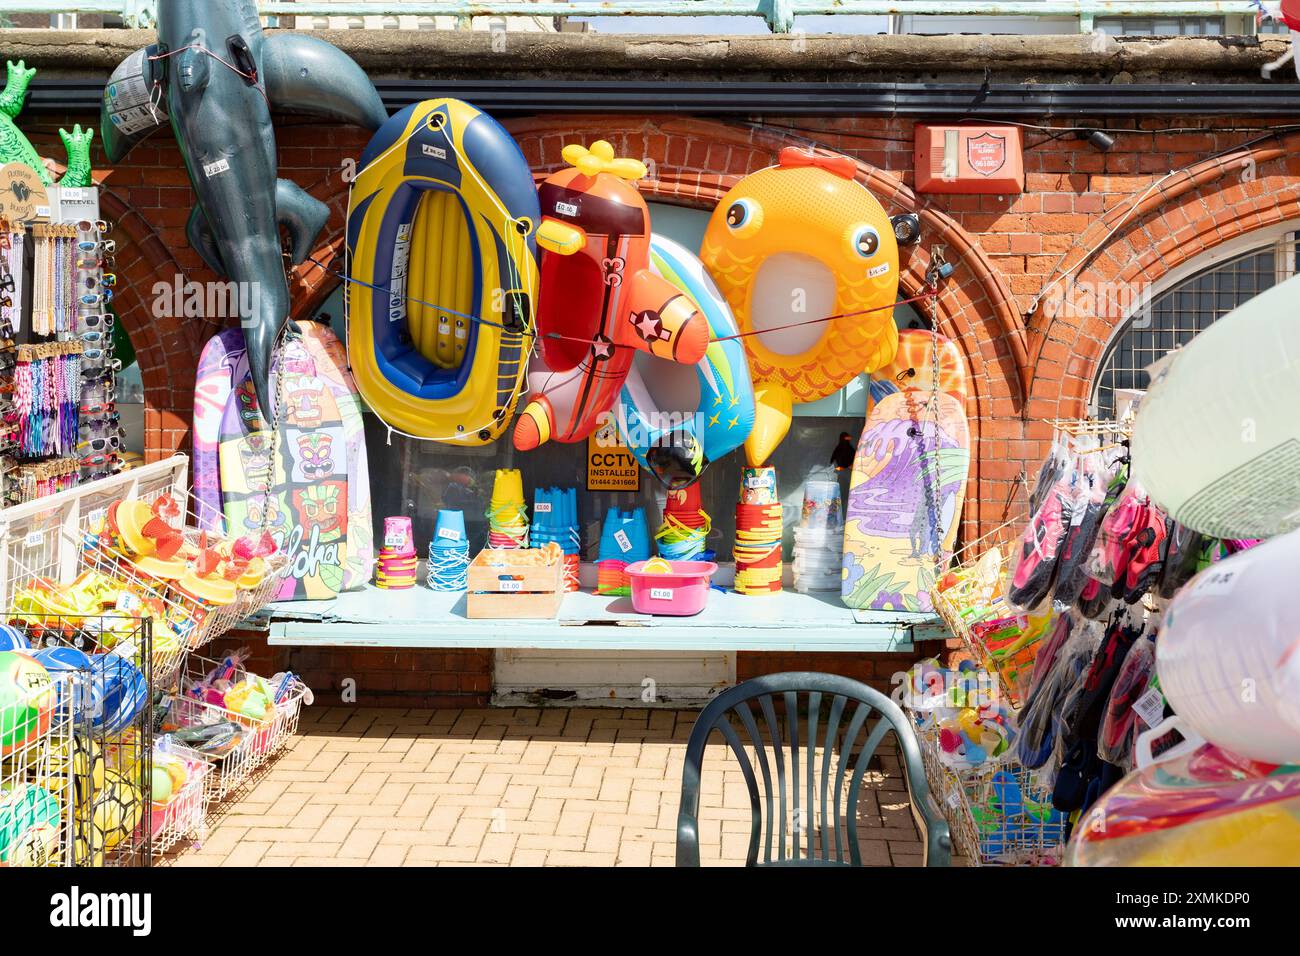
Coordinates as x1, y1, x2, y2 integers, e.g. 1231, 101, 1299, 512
0, 651, 55, 755
32, 646, 92, 719
0, 784, 62, 866
88, 653, 147, 734
78, 769, 142, 851
0, 625, 30, 652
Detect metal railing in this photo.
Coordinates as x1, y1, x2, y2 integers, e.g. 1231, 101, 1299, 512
0, 1, 1267, 34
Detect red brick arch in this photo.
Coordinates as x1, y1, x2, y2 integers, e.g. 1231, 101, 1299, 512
295, 114, 1027, 537
1024, 132, 1300, 429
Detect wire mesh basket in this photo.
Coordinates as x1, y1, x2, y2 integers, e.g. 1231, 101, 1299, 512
156, 694, 263, 803
916, 721, 1067, 866
147, 745, 210, 857
2, 615, 156, 867
0, 657, 87, 867
180, 653, 309, 764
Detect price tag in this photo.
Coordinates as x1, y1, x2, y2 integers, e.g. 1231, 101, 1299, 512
23, 530, 42, 548
614, 530, 632, 553
745, 475, 772, 489
534, 502, 552, 514
946, 790, 961, 809
499, 579, 523, 593
436, 527, 462, 542
1132, 687, 1166, 729
384, 530, 408, 548
1195, 566, 1240, 597
650, 587, 675, 601
87, 507, 106, 526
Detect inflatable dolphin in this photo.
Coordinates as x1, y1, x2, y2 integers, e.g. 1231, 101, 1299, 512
100, 0, 387, 417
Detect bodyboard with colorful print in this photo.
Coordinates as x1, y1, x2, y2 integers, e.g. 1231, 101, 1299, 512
193, 328, 246, 532
298, 322, 374, 590
841, 390, 971, 612
217, 354, 289, 556
269, 336, 349, 601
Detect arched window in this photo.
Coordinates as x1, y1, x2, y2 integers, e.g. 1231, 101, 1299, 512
1091, 227, 1300, 417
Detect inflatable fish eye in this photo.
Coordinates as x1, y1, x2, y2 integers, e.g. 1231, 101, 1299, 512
850, 225, 881, 259
346, 99, 540, 444
725, 198, 762, 237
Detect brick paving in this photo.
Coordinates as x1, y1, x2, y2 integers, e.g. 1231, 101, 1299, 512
172, 706, 929, 867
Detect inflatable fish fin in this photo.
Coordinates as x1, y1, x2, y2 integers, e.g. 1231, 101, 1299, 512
187, 203, 228, 278
275, 178, 330, 265
99, 46, 165, 164
625, 272, 710, 366
176, 44, 211, 94
513, 397, 555, 451
262, 33, 388, 131
745, 384, 793, 467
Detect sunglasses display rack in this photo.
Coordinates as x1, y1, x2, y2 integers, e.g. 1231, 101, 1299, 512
1, 208, 121, 509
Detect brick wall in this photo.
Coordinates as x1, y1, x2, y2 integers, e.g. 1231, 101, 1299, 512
209, 633, 495, 708
19, 107, 1300, 704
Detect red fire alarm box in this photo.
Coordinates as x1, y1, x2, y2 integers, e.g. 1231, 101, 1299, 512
914, 124, 1024, 195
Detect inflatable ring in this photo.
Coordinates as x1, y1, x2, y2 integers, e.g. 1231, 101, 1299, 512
347, 99, 540, 444
701, 146, 901, 465
512, 141, 710, 451
616, 234, 755, 488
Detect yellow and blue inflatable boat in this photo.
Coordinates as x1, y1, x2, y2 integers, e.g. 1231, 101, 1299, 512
346, 99, 540, 443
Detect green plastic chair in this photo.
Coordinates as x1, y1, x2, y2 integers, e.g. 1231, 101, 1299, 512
676, 672, 951, 867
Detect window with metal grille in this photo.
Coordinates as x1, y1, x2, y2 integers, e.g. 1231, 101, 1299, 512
1091, 230, 1299, 417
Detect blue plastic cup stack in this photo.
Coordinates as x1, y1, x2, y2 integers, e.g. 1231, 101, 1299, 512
530, 487, 581, 591
596, 508, 651, 596
427, 509, 471, 592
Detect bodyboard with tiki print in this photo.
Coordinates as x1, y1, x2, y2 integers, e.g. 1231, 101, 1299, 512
841, 390, 970, 612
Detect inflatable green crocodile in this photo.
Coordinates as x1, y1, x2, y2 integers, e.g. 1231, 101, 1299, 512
1, 61, 95, 188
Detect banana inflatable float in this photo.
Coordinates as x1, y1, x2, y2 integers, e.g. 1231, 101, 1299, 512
513, 142, 710, 451
346, 99, 540, 444
616, 234, 754, 489
701, 147, 901, 465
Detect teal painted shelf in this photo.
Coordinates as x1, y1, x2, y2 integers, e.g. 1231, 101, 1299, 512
267, 585, 946, 652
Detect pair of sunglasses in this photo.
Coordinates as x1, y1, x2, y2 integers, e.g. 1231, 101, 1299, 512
76, 219, 110, 235
76, 239, 117, 255
82, 274, 118, 290
81, 401, 116, 415
81, 347, 116, 362
76, 255, 115, 270
80, 313, 115, 330
81, 291, 114, 305
78, 435, 121, 452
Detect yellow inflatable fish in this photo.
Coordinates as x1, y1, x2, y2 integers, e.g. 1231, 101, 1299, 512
701, 147, 901, 465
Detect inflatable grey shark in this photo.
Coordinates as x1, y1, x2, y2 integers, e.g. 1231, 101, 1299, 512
101, 0, 387, 418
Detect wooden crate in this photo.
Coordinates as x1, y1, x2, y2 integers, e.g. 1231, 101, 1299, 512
466, 547, 564, 620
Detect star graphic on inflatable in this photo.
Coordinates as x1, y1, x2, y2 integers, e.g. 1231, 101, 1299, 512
729, 395, 740, 409
708, 412, 721, 427
633, 310, 665, 342
591, 335, 614, 361
729, 415, 740, 429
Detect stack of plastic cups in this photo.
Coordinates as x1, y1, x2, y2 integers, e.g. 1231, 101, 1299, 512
487, 468, 529, 549
376, 516, 419, 589
530, 487, 581, 591
734, 466, 783, 595
656, 483, 712, 561
428, 509, 471, 592
596, 508, 651, 595
792, 479, 844, 593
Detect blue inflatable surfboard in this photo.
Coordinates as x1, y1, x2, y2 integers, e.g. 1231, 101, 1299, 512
616, 234, 755, 488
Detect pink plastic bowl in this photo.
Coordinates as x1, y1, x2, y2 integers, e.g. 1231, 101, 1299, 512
625, 560, 718, 616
